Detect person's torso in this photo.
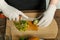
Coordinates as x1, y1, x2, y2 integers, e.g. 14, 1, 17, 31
5, 0, 46, 10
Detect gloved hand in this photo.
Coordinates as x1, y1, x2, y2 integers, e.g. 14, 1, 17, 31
0, 0, 29, 21
37, 5, 56, 27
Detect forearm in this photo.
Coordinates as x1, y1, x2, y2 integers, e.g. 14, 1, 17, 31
46, 0, 58, 12
0, 0, 9, 10
50, 0, 58, 5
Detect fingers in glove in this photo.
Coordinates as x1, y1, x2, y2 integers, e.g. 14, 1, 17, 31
37, 17, 46, 25
21, 14, 28, 19
43, 18, 53, 27
40, 19, 49, 27
15, 15, 22, 22
9, 17, 12, 21
14, 15, 20, 22
40, 18, 53, 27
19, 11, 29, 19
15, 16, 19, 22
40, 17, 49, 26
13, 17, 16, 21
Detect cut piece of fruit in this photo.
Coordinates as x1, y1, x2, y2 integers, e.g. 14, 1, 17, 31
27, 21, 38, 31
33, 19, 39, 25
28, 37, 39, 40
14, 20, 38, 31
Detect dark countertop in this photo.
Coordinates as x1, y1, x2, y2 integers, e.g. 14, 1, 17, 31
0, 13, 6, 40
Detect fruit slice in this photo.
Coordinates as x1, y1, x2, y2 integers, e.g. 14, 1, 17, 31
27, 21, 38, 31
28, 37, 39, 40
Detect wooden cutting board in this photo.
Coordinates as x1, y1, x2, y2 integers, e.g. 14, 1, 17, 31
6, 12, 58, 40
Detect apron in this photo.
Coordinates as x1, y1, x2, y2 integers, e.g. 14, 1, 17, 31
5, 0, 46, 11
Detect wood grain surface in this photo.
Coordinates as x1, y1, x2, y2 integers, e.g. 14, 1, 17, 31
5, 11, 58, 40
